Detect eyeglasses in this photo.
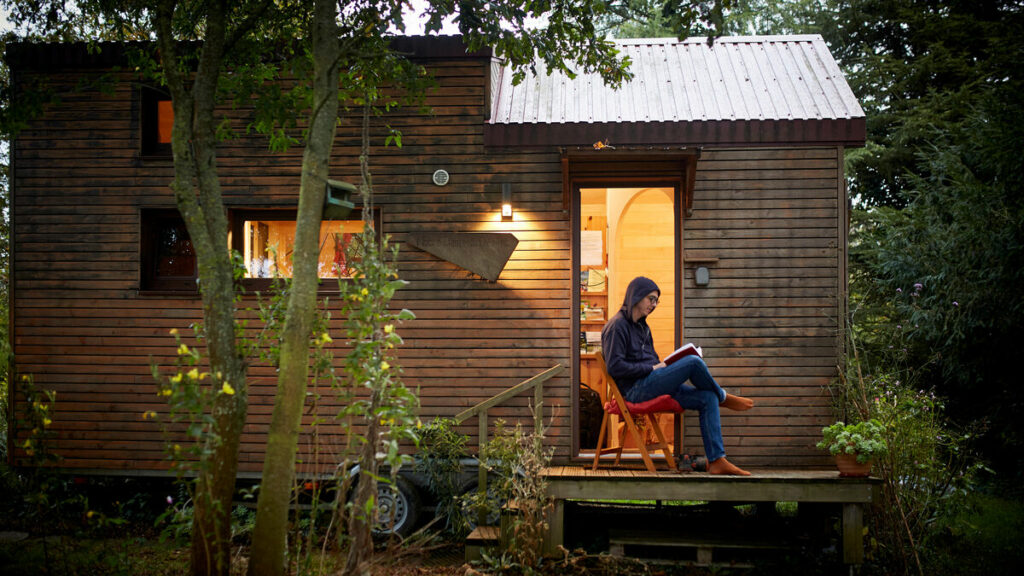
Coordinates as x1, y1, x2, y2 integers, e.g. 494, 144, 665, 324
646, 295, 659, 305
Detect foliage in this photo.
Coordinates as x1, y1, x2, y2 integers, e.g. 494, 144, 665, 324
815, 0, 1024, 208
149, 330, 230, 471
848, 72, 1024, 474
337, 227, 419, 566
598, 0, 820, 39
923, 490, 1024, 576
718, 0, 822, 35
597, 0, 735, 39
831, 308, 984, 575
816, 419, 887, 464
416, 418, 473, 536
467, 420, 552, 574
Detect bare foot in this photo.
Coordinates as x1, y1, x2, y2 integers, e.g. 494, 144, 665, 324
708, 457, 751, 476
721, 393, 754, 411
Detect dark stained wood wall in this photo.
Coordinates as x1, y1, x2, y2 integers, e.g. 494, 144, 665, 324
10, 55, 577, 475
683, 148, 844, 468
10, 47, 846, 475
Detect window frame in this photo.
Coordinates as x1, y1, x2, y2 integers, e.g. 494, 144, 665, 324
141, 85, 173, 157
229, 207, 382, 292
140, 209, 199, 293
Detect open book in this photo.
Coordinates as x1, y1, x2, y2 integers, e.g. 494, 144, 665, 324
663, 342, 703, 366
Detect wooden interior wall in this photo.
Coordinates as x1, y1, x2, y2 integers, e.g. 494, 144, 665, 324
10, 56, 573, 475
683, 148, 842, 468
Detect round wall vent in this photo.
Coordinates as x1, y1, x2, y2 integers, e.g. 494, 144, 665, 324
432, 169, 450, 187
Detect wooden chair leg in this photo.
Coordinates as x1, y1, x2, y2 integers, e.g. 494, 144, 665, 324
614, 418, 625, 466
591, 413, 610, 471
620, 410, 657, 473
647, 414, 677, 470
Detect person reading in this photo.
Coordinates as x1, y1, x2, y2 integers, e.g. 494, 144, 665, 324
600, 276, 755, 475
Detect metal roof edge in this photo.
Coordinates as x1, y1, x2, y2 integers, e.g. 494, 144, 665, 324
484, 117, 867, 149
613, 35, 825, 45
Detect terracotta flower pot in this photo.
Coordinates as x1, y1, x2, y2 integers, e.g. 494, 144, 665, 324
835, 453, 873, 477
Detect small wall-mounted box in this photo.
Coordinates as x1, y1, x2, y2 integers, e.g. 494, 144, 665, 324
695, 266, 710, 286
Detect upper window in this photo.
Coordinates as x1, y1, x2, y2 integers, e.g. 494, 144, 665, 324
141, 210, 197, 291
141, 86, 173, 156
230, 209, 376, 289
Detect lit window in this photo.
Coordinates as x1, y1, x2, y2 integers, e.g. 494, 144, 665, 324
142, 86, 173, 156
231, 210, 372, 282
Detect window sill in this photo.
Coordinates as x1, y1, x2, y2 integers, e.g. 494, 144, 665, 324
138, 289, 200, 298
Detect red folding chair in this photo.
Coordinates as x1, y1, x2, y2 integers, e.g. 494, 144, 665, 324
591, 351, 684, 473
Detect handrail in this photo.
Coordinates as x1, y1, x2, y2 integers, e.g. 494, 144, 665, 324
453, 363, 566, 429
452, 363, 567, 526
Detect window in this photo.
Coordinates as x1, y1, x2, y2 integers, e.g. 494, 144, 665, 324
141, 210, 197, 291
141, 86, 173, 156
140, 208, 375, 293
230, 209, 376, 288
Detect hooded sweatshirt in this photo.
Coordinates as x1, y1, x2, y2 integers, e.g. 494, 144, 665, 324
600, 276, 661, 394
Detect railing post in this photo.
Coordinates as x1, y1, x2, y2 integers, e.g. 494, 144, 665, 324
478, 409, 489, 527
534, 381, 543, 436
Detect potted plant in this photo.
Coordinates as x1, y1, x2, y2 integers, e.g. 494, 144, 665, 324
817, 419, 888, 477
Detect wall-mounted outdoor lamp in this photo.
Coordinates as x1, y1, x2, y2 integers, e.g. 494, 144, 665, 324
501, 182, 513, 221
324, 179, 356, 220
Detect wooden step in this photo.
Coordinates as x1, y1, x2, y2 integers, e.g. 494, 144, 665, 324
465, 525, 500, 563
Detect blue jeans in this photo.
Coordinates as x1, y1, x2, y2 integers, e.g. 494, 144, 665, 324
623, 355, 727, 461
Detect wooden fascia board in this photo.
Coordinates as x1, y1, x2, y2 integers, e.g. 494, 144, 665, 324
485, 117, 867, 149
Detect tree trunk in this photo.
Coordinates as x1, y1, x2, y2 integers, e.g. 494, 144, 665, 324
344, 409, 381, 576
247, 1, 340, 574
154, 2, 249, 575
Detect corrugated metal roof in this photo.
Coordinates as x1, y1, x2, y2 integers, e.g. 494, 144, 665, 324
491, 35, 862, 124
487, 35, 865, 147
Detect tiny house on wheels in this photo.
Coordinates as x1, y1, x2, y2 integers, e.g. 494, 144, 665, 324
7, 36, 864, 478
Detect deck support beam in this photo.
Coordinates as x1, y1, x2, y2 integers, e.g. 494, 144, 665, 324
842, 503, 864, 564
542, 467, 878, 566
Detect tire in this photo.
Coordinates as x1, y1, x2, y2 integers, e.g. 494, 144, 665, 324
371, 476, 420, 538
459, 480, 503, 530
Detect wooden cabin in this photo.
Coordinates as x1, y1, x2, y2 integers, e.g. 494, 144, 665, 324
6, 35, 864, 476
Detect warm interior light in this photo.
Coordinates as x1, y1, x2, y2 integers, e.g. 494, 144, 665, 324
501, 203, 513, 218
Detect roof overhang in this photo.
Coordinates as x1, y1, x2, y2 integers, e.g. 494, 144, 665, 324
485, 117, 866, 149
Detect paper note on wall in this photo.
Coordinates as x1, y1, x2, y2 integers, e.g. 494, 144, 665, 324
581, 230, 603, 266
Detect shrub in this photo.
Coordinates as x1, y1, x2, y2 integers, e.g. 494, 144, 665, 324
466, 420, 552, 574
833, 310, 983, 575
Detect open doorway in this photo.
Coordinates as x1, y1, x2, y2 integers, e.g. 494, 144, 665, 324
577, 186, 678, 456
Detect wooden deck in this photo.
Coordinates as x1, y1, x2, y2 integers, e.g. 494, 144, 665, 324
542, 465, 880, 565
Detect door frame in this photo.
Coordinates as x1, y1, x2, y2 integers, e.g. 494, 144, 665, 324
570, 178, 685, 457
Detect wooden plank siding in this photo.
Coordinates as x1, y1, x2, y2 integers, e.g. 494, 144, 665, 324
10, 56, 578, 475
682, 148, 843, 468
9, 46, 848, 475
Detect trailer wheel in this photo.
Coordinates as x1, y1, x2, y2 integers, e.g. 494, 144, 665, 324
459, 480, 503, 530
371, 476, 420, 538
